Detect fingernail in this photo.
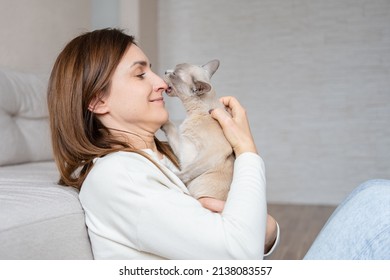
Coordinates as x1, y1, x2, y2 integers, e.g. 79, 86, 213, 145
208, 109, 214, 114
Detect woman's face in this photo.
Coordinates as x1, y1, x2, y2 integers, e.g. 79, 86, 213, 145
96, 44, 169, 136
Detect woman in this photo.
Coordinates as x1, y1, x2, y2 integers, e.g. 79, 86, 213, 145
48, 28, 390, 260
47, 28, 279, 259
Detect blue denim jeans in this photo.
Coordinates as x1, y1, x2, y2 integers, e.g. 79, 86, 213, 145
304, 179, 390, 259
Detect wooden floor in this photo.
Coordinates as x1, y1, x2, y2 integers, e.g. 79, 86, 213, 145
266, 203, 336, 260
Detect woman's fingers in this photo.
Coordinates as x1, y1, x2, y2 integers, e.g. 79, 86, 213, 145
210, 97, 258, 156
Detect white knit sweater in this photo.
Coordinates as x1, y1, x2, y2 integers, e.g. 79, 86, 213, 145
79, 150, 279, 259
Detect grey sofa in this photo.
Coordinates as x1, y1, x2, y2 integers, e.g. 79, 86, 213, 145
0, 67, 93, 259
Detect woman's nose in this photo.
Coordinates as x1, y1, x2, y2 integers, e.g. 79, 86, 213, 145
152, 72, 168, 92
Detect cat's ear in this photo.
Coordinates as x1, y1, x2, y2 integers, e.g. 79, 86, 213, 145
202, 59, 220, 78
192, 80, 211, 96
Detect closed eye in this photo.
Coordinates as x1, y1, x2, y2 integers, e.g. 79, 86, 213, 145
136, 73, 146, 79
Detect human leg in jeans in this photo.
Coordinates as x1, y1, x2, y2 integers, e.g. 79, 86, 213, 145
304, 179, 390, 259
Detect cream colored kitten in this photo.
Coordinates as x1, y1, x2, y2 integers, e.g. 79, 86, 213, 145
162, 60, 234, 200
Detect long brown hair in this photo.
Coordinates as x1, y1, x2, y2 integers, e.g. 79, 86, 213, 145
47, 28, 179, 189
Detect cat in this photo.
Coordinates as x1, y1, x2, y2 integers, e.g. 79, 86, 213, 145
162, 60, 234, 200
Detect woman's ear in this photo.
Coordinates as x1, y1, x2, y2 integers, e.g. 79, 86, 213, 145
88, 95, 109, 115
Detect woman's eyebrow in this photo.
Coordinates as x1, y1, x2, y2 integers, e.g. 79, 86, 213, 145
130, 60, 152, 68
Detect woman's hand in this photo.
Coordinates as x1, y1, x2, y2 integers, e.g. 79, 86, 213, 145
198, 197, 225, 213
209, 96, 257, 156
264, 214, 278, 254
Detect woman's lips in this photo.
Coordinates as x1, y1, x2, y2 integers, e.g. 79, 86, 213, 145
150, 97, 164, 102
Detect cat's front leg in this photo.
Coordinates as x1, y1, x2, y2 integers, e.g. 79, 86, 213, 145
161, 120, 181, 157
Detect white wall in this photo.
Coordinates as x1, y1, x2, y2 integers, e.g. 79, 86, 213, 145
0, 0, 91, 74
1, 0, 388, 205
158, 0, 390, 205
91, 0, 119, 29
0, 0, 144, 73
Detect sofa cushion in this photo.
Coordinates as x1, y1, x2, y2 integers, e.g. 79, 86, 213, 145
0, 67, 52, 166
0, 161, 93, 259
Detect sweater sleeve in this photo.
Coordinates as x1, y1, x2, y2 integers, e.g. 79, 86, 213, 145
136, 152, 267, 259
